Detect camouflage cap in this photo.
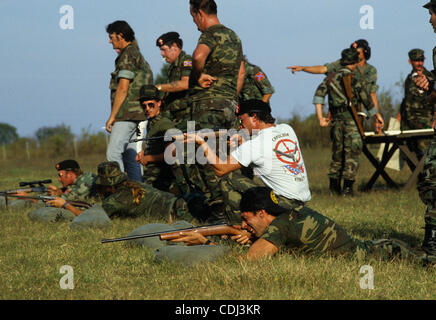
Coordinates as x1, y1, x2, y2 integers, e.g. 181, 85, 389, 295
139, 84, 160, 102
239, 187, 288, 216
340, 48, 359, 66
235, 99, 271, 116
156, 32, 180, 47
95, 161, 127, 186
424, 1, 436, 9
409, 48, 425, 61
56, 159, 80, 171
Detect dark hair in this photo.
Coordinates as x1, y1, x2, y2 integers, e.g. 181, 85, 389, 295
248, 111, 276, 124
167, 38, 183, 49
106, 20, 135, 42
190, 0, 217, 15
350, 39, 371, 60
240, 187, 287, 217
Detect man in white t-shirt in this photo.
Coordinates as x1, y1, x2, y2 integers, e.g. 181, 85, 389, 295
185, 99, 311, 223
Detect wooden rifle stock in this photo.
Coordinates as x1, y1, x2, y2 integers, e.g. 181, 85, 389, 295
101, 223, 251, 244
342, 74, 366, 140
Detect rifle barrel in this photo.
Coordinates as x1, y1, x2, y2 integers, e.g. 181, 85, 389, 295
101, 223, 229, 244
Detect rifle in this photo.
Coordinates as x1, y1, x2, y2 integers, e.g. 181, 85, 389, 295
2, 179, 52, 195
342, 74, 366, 140
101, 223, 251, 244
129, 127, 230, 143
0, 193, 92, 209
1, 179, 52, 207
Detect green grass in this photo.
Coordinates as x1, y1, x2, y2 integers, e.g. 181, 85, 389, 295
0, 148, 435, 300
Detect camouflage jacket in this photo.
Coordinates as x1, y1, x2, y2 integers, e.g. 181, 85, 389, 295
239, 61, 275, 101
325, 60, 379, 93
164, 50, 192, 113
143, 112, 175, 155
261, 207, 365, 255
110, 43, 153, 121
189, 24, 243, 102
418, 130, 436, 208
101, 182, 177, 219
313, 67, 376, 120
61, 172, 98, 202
400, 67, 434, 130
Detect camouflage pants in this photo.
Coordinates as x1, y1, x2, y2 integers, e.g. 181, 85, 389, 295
418, 133, 436, 227
143, 163, 175, 192
220, 171, 305, 224
402, 122, 431, 161
188, 98, 239, 202
353, 238, 436, 265
329, 118, 363, 181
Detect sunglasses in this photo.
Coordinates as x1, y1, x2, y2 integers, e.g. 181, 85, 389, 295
142, 102, 156, 109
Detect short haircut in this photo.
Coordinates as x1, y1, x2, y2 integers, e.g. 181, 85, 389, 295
248, 111, 276, 124
106, 20, 135, 42
167, 38, 183, 49
190, 0, 217, 15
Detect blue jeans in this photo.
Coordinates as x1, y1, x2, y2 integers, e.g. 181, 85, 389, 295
106, 121, 142, 182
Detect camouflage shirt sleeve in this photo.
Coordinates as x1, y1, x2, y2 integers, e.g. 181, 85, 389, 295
117, 45, 138, 80
260, 214, 293, 249
180, 54, 193, 78
353, 78, 376, 116
198, 28, 217, 52
324, 60, 341, 75
313, 78, 328, 105
250, 65, 275, 95
366, 64, 379, 93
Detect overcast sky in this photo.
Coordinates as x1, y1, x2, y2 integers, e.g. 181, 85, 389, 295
0, 0, 434, 137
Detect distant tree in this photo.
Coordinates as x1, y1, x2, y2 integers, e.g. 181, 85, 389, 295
35, 124, 74, 144
0, 123, 19, 145
35, 124, 75, 156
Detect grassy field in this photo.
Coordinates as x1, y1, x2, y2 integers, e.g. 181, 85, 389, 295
0, 148, 435, 300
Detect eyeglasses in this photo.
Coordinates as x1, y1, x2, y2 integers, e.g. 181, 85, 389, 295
58, 172, 64, 178
142, 102, 156, 109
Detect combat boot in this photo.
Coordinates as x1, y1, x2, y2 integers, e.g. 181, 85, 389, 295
422, 224, 436, 256
342, 180, 354, 197
329, 178, 341, 196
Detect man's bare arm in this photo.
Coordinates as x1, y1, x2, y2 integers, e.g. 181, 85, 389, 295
106, 78, 130, 132
245, 238, 278, 260
236, 60, 246, 96
157, 76, 189, 93
192, 44, 211, 81
287, 65, 328, 74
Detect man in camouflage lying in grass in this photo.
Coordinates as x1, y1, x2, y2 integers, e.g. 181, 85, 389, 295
49, 161, 197, 222
174, 187, 436, 265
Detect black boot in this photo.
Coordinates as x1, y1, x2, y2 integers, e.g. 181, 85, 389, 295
342, 180, 354, 197
329, 178, 341, 196
422, 224, 436, 256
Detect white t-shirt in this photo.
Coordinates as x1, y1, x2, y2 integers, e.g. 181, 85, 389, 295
231, 124, 311, 202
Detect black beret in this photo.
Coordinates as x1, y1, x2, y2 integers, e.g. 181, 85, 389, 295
156, 32, 180, 47
56, 159, 80, 171
235, 99, 272, 116
239, 187, 288, 216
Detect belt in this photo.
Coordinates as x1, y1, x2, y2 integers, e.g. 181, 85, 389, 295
330, 106, 348, 115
